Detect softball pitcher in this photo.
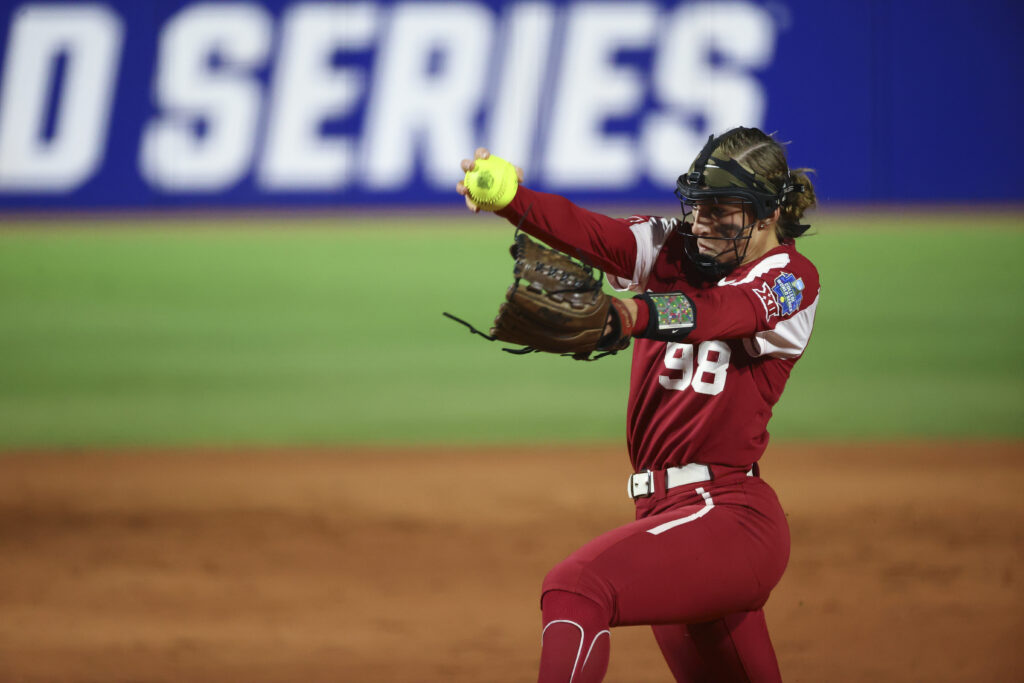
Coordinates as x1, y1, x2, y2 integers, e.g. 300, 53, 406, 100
456, 126, 819, 682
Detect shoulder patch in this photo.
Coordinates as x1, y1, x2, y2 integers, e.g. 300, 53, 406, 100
771, 272, 805, 316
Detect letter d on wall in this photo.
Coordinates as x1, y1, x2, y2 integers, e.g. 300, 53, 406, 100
0, 4, 124, 192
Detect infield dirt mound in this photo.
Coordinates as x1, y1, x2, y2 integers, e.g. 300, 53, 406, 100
0, 442, 1021, 682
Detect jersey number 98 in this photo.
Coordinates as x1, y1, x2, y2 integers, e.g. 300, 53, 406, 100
658, 341, 731, 396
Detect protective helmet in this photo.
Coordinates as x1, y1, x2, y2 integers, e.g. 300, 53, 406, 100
675, 127, 805, 279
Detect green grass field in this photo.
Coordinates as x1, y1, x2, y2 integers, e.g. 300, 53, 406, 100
0, 211, 1021, 450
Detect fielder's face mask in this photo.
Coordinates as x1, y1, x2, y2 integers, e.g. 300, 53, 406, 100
675, 129, 804, 279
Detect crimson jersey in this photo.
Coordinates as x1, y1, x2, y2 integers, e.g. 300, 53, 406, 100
498, 187, 820, 472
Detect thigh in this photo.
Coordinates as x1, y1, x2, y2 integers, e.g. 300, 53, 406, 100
652, 610, 782, 683
651, 622, 709, 682
542, 478, 789, 627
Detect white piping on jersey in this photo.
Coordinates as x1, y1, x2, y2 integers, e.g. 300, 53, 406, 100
742, 294, 819, 359
612, 217, 674, 293
645, 487, 714, 535
542, 619, 609, 683
717, 253, 791, 286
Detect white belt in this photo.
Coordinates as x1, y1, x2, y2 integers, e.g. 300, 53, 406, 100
627, 463, 755, 500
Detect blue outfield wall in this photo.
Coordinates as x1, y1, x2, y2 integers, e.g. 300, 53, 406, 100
0, 0, 1021, 211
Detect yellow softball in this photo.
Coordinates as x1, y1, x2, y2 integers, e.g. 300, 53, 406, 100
464, 155, 518, 211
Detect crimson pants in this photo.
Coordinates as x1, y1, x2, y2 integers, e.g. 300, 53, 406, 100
539, 471, 790, 682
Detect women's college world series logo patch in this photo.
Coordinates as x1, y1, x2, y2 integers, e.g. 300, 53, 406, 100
772, 273, 805, 316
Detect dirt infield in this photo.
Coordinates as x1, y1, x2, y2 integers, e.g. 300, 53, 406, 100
0, 442, 1021, 682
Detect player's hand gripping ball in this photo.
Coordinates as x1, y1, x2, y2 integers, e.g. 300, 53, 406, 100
463, 155, 519, 211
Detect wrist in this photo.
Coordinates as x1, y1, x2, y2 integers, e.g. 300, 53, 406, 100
598, 298, 638, 351
630, 297, 649, 336
611, 298, 638, 334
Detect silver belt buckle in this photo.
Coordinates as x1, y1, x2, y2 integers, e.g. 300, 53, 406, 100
628, 470, 656, 500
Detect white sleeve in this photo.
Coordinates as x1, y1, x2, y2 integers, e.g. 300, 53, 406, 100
742, 295, 819, 359
608, 217, 676, 293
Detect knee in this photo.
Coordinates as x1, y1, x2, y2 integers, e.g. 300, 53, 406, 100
542, 560, 615, 621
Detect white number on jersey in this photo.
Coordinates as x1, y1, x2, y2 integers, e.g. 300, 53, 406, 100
658, 341, 731, 396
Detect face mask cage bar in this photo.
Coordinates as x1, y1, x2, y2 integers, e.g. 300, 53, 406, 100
677, 195, 758, 239
675, 192, 758, 279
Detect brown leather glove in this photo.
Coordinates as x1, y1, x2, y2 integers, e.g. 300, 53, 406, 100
489, 234, 633, 360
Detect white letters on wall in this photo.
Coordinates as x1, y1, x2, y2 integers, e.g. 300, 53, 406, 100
543, 2, 657, 188
0, 4, 123, 192
644, 1, 776, 187
0, 0, 778, 199
139, 3, 272, 192
361, 2, 494, 190
258, 2, 378, 190
484, 2, 557, 177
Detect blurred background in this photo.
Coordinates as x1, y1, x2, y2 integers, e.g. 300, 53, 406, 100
0, 0, 1021, 449
0, 2, 1022, 682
